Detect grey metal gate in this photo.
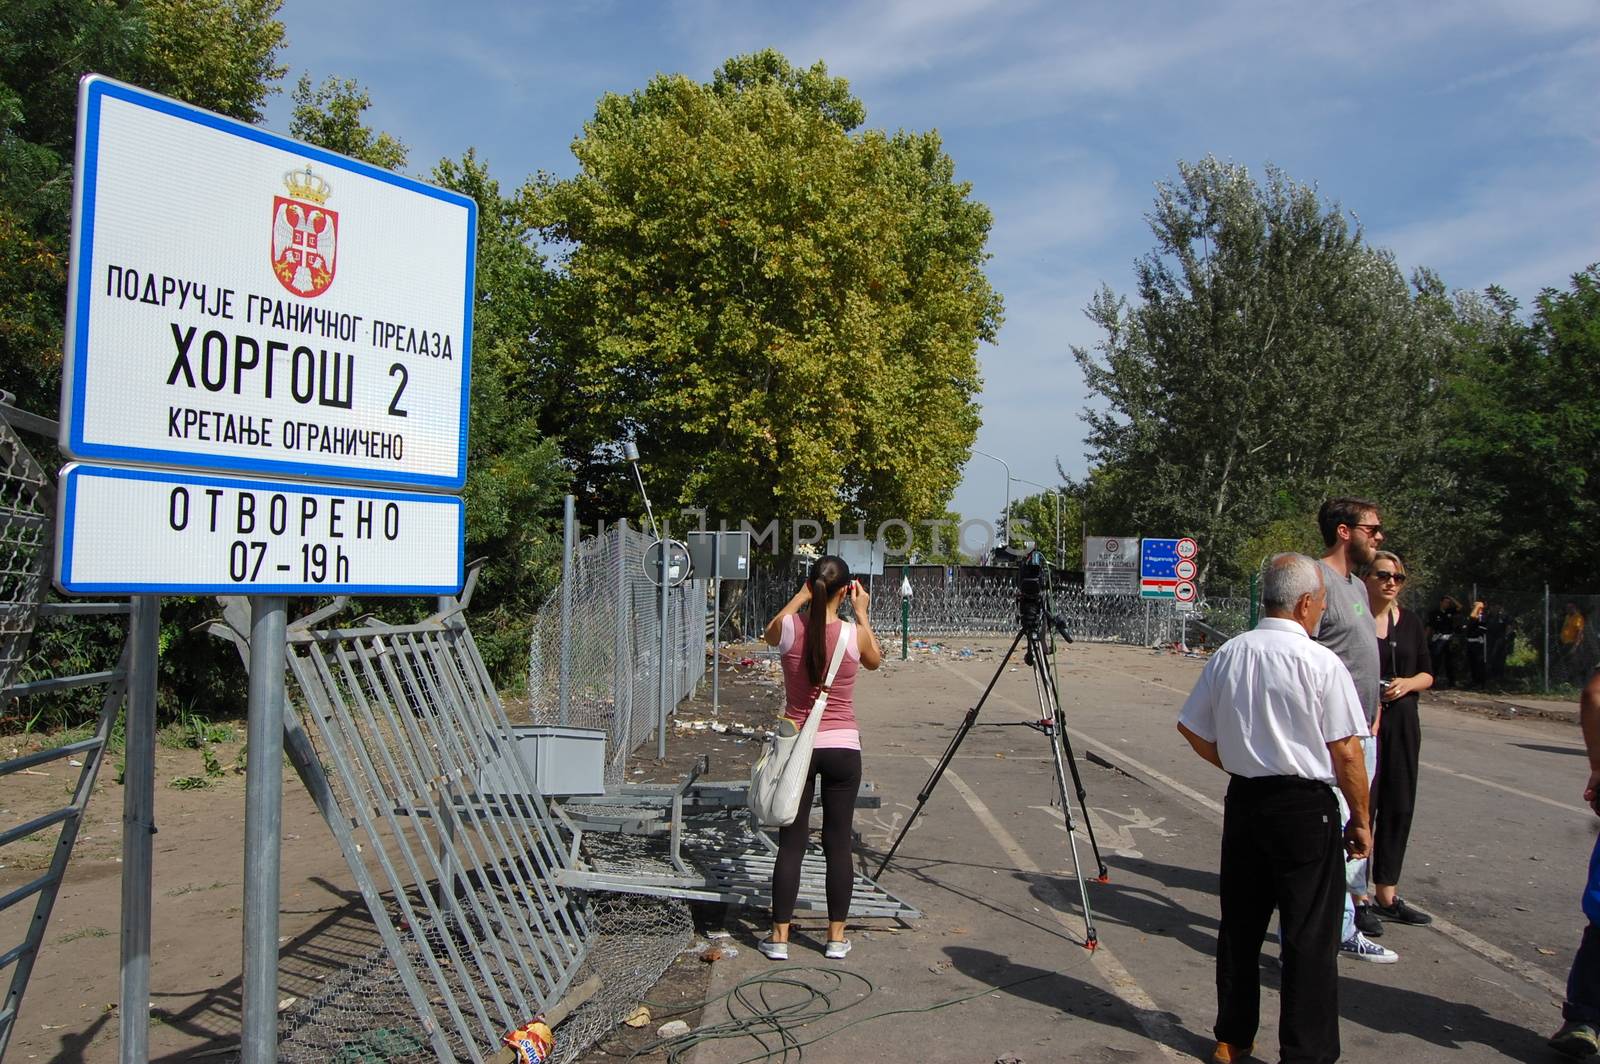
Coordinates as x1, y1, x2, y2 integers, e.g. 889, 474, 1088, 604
214, 593, 593, 1062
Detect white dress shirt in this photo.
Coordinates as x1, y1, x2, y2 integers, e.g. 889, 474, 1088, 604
1179, 617, 1369, 784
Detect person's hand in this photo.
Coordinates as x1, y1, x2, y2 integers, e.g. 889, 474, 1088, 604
849, 579, 870, 617
1585, 769, 1600, 818
1344, 820, 1372, 860
1383, 676, 1414, 702
796, 582, 813, 604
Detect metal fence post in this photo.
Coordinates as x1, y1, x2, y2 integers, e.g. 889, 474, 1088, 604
614, 520, 630, 776
658, 538, 671, 760
1544, 583, 1551, 692
119, 595, 159, 1064
243, 595, 287, 1064
559, 494, 575, 726
712, 539, 721, 715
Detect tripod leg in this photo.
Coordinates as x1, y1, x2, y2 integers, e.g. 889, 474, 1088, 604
875, 629, 1027, 878
1030, 630, 1101, 949
1040, 635, 1110, 881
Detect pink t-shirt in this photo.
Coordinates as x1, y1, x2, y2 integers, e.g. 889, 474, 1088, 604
778, 613, 861, 750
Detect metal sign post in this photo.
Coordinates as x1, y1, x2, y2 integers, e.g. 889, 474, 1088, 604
711, 543, 720, 715
118, 595, 159, 1064
242, 596, 286, 1064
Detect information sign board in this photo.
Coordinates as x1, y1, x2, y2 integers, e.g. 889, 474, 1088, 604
1084, 535, 1140, 595
61, 76, 476, 490
1140, 537, 1180, 599
686, 530, 752, 581
54, 463, 463, 595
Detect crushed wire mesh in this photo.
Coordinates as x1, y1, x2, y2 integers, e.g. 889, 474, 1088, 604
267, 891, 694, 1064
0, 413, 52, 692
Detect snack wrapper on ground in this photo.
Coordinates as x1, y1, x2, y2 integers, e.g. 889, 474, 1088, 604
501, 1018, 554, 1063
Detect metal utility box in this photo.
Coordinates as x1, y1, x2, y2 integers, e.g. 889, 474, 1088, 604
686, 530, 752, 581
478, 725, 607, 798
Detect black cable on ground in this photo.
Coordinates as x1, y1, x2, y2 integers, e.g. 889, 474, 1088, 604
625, 964, 1054, 1063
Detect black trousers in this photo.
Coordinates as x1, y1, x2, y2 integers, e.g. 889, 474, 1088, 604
771, 748, 862, 924
1217, 775, 1344, 1064
1372, 699, 1421, 887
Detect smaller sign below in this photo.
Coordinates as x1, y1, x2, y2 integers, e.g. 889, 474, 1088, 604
1084, 535, 1140, 595
55, 463, 462, 595
1175, 580, 1197, 603
1175, 558, 1197, 581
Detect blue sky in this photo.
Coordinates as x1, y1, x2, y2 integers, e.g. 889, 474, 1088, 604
264, 0, 1600, 530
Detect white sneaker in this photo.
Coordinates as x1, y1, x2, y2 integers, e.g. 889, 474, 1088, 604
824, 939, 852, 959
1339, 932, 1397, 963
757, 939, 788, 961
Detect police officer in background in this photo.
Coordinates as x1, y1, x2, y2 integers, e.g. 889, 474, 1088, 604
1178, 553, 1372, 1064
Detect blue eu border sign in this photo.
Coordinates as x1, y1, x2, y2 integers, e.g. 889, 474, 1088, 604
1140, 537, 1180, 599
55, 463, 464, 596
60, 76, 475, 491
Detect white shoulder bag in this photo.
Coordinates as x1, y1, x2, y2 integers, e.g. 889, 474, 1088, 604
748, 621, 852, 828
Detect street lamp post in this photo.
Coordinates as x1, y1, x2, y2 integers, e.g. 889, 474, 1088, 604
970, 448, 1011, 551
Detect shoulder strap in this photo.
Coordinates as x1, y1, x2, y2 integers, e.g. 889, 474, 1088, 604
819, 622, 852, 693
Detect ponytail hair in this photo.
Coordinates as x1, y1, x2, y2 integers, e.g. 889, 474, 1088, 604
804, 554, 852, 685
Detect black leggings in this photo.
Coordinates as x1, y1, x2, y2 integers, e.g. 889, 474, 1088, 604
1372, 698, 1421, 887
771, 748, 862, 924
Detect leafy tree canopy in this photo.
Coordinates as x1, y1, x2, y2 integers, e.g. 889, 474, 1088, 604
1072, 156, 1445, 584
528, 49, 1001, 531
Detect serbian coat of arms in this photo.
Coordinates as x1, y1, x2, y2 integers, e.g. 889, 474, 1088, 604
271, 166, 338, 297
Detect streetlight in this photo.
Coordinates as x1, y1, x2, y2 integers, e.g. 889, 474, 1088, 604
969, 448, 1011, 551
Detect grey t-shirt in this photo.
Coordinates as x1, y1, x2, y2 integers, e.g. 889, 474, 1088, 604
1315, 559, 1381, 724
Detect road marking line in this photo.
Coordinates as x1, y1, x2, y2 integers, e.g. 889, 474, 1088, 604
934, 659, 1571, 1003
940, 764, 1186, 1060
934, 660, 1224, 820
1419, 760, 1588, 816
1425, 913, 1566, 999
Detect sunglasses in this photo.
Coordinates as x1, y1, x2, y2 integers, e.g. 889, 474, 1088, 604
1349, 522, 1384, 536
1371, 570, 1407, 584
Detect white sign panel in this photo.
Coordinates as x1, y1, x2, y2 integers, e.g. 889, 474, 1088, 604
61, 76, 475, 490
55, 463, 464, 595
1084, 535, 1139, 595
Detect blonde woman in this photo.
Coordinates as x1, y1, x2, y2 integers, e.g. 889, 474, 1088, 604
1363, 550, 1434, 928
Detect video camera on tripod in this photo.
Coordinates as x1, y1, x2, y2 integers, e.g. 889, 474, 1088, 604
877, 547, 1109, 948
1016, 548, 1072, 646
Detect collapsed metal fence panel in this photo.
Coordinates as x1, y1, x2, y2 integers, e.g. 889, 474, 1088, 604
232, 600, 594, 1063
526, 521, 708, 786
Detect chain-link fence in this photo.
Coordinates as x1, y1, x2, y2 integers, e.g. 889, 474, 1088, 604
1413, 584, 1600, 692
525, 520, 708, 786
730, 560, 1250, 649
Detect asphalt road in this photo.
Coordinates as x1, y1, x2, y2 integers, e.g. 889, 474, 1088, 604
692, 637, 1592, 1063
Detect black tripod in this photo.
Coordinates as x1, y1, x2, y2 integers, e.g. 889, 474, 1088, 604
875, 616, 1109, 948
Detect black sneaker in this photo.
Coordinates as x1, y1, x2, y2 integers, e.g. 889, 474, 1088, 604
1372, 897, 1433, 925
1354, 904, 1384, 937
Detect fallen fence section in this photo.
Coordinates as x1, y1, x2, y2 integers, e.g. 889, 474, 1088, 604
213, 592, 694, 1064
555, 775, 921, 922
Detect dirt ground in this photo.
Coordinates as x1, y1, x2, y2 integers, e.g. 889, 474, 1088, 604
3, 643, 789, 1064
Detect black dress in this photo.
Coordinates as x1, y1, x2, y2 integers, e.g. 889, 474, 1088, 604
1373, 607, 1433, 887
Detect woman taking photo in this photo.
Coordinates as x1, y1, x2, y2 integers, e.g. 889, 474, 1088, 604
1363, 550, 1435, 929
759, 555, 883, 959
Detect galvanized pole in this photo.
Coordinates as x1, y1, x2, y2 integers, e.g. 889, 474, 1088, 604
711, 535, 721, 715
657, 538, 671, 759
559, 494, 575, 726
1545, 583, 1551, 692
119, 595, 159, 1064
242, 596, 287, 1064
614, 519, 630, 771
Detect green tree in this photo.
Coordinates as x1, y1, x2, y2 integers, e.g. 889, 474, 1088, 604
528, 49, 1000, 532
289, 74, 407, 171
1426, 268, 1600, 589
431, 150, 569, 681
1072, 156, 1445, 584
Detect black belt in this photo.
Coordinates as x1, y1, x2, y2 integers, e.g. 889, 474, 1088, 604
1227, 773, 1329, 793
